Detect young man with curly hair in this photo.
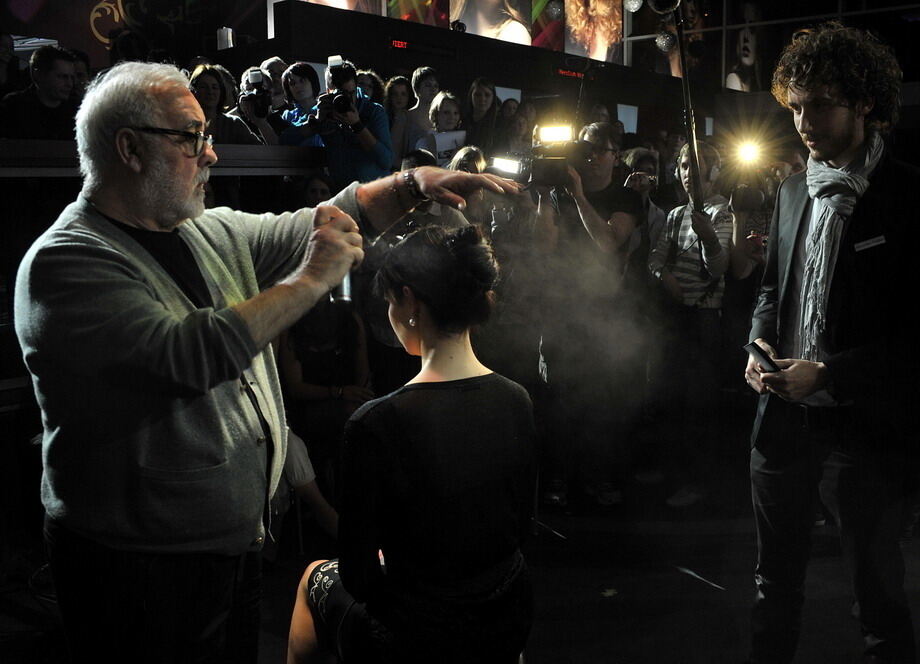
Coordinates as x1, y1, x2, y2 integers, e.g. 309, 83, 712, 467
744, 22, 917, 663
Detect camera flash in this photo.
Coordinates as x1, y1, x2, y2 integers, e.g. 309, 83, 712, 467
492, 157, 522, 175
538, 125, 573, 143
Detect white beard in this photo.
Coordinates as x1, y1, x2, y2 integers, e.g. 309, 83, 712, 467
140, 155, 207, 230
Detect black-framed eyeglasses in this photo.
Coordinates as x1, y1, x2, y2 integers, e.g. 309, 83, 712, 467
127, 126, 214, 157
589, 145, 618, 156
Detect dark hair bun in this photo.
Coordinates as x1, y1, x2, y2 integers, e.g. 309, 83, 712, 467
375, 224, 499, 334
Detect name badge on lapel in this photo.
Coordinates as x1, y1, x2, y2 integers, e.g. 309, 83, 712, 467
854, 236, 885, 252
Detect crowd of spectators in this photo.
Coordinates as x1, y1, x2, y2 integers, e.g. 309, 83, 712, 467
0, 38, 805, 514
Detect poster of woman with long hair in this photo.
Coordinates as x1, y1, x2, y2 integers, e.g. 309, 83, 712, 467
563, 0, 623, 63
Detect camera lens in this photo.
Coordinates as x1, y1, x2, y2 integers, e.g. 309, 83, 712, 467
333, 93, 351, 114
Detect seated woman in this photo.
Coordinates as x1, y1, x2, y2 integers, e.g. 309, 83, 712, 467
414, 90, 466, 167
287, 225, 536, 664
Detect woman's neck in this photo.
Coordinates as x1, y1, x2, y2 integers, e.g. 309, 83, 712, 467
409, 330, 490, 383
466, 10, 504, 36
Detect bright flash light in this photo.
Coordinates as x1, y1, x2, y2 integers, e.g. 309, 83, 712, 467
737, 141, 761, 164
492, 157, 521, 175
538, 125, 573, 143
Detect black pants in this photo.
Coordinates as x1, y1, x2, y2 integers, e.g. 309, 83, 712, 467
45, 519, 262, 664
658, 306, 722, 483
749, 402, 915, 663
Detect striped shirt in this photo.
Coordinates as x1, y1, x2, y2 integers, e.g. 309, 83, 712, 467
648, 196, 734, 308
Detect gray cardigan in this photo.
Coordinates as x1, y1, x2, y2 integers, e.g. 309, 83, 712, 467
15, 184, 361, 554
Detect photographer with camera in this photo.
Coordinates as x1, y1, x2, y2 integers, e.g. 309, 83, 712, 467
283, 57, 392, 189
623, 147, 667, 265
230, 66, 281, 145
539, 121, 644, 509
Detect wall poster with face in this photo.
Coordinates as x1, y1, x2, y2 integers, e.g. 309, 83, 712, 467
387, 0, 449, 27
450, 0, 533, 46
724, 1, 760, 91
563, 0, 624, 64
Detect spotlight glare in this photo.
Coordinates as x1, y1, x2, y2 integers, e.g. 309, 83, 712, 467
538, 125, 573, 143
624, 0, 644, 12
737, 141, 761, 164
492, 157, 522, 175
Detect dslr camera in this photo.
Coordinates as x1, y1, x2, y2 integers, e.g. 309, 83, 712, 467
240, 69, 272, 119
306, 55, 357, 132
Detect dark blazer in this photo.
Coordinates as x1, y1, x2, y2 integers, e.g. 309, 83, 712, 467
749, 149, 920, 451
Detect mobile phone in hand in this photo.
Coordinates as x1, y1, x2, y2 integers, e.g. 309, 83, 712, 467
743, 342, 780, 373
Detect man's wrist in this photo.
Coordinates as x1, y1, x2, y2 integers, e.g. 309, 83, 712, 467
816, 361, 830, 391
390, 172, 419, 211
402, 169, 428, 202
278, 274, 327, 309
349, 120, 365, 133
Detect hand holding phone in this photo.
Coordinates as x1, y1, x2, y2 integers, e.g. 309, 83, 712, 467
743, 341, 780, 373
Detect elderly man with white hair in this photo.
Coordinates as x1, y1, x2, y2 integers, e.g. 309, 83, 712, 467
14, 61, 518, 663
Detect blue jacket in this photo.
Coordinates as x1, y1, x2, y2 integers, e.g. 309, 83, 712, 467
283, 87, 392, 187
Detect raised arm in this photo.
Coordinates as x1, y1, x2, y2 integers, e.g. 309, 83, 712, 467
354, 166, 521, 237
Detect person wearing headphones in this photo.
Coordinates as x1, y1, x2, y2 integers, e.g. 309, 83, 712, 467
647, 141, 734, 508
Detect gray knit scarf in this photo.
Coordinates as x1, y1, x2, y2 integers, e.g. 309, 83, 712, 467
799, 131, 884, 360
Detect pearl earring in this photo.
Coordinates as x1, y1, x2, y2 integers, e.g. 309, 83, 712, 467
408, 317, 417, 327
